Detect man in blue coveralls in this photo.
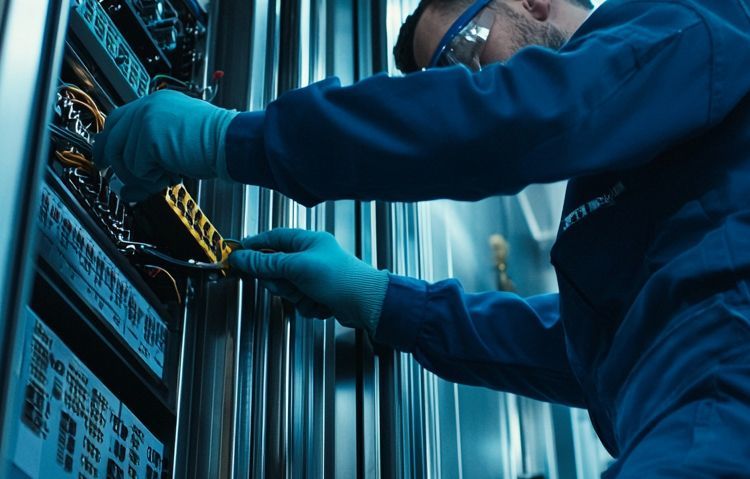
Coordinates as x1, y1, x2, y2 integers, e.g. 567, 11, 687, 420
94, 0, 750, 475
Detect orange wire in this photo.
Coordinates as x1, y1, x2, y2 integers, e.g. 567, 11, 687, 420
55, 150, 94, 170
144, 265, 182, 304
60, 85, 106, 130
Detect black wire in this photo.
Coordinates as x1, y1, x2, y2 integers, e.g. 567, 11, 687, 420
206, 82, 219, 102
130, 244, 225, 270
49, 124, 93, 155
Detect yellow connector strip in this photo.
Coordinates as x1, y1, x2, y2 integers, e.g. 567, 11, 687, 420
164, 184, 234, 269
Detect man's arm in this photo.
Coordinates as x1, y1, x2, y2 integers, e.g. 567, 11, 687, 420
376, 275, 585, 408
229, 229, 585, 407
94, 2, 748, 204
224, 2, 725, 206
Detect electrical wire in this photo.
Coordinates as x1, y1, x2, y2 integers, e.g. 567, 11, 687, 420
117, 239, 160, 256
59, 84, 106, 131
149, 71, 224, 103
205, 83, 219, 102
205, 70, 224, 103
55, 150, 94, 171
125, 243, 226, 270
49, 124, 93, 154
66, 98, 104, 132
59, 83, 101, 108
143, 264, 182, 304
150, 74, 189, 93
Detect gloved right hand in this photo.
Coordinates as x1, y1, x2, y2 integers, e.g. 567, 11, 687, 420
93, 89, 238, 202
229, 228, 390, 335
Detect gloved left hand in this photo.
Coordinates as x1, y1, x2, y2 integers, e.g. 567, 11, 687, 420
229, 228, 389, 335
93, 89, 238, 202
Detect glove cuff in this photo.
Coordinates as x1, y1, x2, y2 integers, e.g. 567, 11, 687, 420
360, 269, 390, 336
214, 109, 240, 180
337, 267, 389, 336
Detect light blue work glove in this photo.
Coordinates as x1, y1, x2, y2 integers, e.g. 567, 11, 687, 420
229, 228, 390, 335
93, 89, 238, 202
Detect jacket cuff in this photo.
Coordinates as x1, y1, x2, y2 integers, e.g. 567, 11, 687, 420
373, 274, 428, 352
223, 111, 276, 189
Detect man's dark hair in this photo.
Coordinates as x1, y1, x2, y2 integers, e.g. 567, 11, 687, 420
393, 0, 594, 73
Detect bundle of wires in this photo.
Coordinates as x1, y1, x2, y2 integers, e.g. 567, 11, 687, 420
54, 149, 93, 171
55, 84, 107, 172
58, 84, 106, 133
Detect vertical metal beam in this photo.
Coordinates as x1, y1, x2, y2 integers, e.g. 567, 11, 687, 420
172, 0, 265, 476
174, 275, 242, 478
0, 0, 68, 357
0, 0, 68, 475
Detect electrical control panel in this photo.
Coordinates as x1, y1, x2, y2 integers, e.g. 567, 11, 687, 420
37, 183, 167, 378
9, 308, 165, 479
70, 0, 151, 99
61, 167, 136, 247
102, 0, 207, 82
5, 0, 218, 475
49, 87, 232, 279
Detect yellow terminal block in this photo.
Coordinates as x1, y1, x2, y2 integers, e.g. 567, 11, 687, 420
164, 184, 234, 268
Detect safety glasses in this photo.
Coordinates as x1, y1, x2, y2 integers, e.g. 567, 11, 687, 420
427, 0, 495, 71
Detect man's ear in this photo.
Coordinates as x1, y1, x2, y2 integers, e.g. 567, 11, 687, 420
521, 0, 550, 21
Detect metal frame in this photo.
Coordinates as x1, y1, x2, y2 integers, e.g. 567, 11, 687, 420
0, 0, 70, 474
171, 0, 257, 476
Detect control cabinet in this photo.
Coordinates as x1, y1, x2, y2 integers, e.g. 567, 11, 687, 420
0, 0, 218, 477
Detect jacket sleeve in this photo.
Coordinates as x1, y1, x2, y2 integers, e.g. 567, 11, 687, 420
224, 2, 720, 206
374, 274, 585, 408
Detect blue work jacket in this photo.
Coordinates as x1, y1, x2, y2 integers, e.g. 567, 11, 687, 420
224, 0, 750, 456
